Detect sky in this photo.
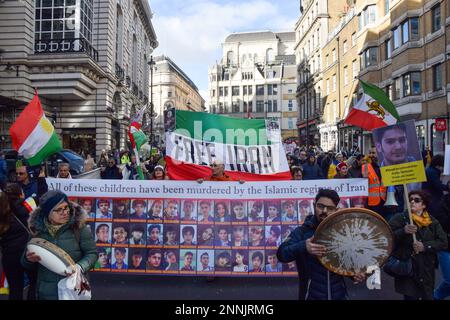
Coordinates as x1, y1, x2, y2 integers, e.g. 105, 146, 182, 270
148, 0, 299, 105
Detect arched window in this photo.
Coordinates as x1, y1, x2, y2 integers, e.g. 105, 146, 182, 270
266, 48, 275, 63
112, 92, 122, 119
227, 51, 235, 66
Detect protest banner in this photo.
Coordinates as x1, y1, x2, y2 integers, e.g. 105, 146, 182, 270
47, 178, 368, 277
373, 120, 426, 186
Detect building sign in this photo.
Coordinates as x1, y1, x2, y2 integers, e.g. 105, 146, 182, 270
436, 118, 447, 132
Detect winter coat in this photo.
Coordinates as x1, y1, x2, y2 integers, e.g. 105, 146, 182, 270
20, 177, 48, 203
0, 199, 31, 256
100, 165, 123, 180
422, 166, 448, 214
277, 215, 348, 300
302, 163, 323, 180
388, 211, 447, 299
21, 203, 98, 300
431, 194, 450, 252
348, 163, 363, 178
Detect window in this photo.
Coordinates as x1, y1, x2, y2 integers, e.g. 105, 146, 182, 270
401, 20, 409, 44
248, 86, 253, 95
352, 33, 356, 47
385, 0, 390, 15
243, 86, 247, 95
232, 86, 239, 96
268, 84, 277, 95
393, 27, 401, 49
211, 90, 215, 97
219, 102, 224, 113
267, 100, 272, 112
368, 5, 377, 24
326, 54, 329, 67
332, 74, 337, 92
352, 60, 358, 79
256, 85, 264, 95
344, 66, 348, 86
288, 100, 293, 111
326, 79, 330, 95
411, 72, 421, 95
433, 63, 443, 91
410, 17, 419, 40
288, 118, 294, 130
394, 78, 402, 99
385, 85, 393, 100
343, 40, 348, 54
403, 73, 411, 96
256, 100, 264, 112
385, 39, 392, 60
344, 96, 348, 109
232, 102, 240, 113
219, 87, 224, 97
362, 47, 377, 67
332, 49, 336, 62
243, 101, 248, 113
432, 5, 441, 33
272, 100, 278, 112
224, 87, 229, 96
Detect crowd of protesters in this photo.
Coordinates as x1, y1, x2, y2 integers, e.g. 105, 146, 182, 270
1, 139, 450, 300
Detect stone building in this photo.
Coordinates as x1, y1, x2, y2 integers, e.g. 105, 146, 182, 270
0, 0, 158, 158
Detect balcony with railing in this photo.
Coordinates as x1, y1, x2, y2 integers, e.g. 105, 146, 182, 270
115, 63, 125, 81
34, 37, 98, 61
29, 37, 103, 99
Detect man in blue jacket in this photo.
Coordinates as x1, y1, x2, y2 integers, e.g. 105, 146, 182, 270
277, 189, 365, 300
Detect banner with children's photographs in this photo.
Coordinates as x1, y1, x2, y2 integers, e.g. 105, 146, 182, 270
47, 178, 368, 277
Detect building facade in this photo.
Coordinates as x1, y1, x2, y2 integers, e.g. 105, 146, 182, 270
152, 55, 205, 147
0, 0, 157, 157
295, 0, 343, 148
208, 31, 298, 140
318, 0, 450, 155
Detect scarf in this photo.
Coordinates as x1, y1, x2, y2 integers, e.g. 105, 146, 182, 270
412, 211, 432, 228
45, 219, 66, 237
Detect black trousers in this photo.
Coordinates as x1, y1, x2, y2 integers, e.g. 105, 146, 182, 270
2, 251, 37, 300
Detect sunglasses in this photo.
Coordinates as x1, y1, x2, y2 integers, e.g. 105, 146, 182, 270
409, 197, 422, 203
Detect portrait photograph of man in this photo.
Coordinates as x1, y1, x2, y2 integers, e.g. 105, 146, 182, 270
248, 201, 264, 223
214, 250, 232, 272
111, 247, 128, 270
95, 247, 111, 270
164, 199, 180, 221
163, 224, 180, 246
181, 200, 197, 222
373, 120, 421, 167
129, 224, 146, 245
112, 223, 129, 245
179, 250, 196, 272
231, 200, 247, 223
163, 249, 179, 271
265, 200, 281, 223
130, 199, 148, 220
147, 224, 163, 245
198, 200, 214, 223
180, 225, 197, 246
112, 199, 130, 220
197, 224, 214, 247
79, 198, 96, 219
249, 250, 265, 273
146, 249, 163, 271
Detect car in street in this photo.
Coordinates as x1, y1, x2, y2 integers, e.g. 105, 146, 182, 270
1, 148, 85, 181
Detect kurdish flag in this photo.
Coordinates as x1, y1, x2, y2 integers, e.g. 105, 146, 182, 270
165, 110, 291, 181
344, 80, 400, 131
9, 93, 62, 166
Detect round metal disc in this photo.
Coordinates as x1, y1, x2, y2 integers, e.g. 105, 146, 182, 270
314, 208, 393, 276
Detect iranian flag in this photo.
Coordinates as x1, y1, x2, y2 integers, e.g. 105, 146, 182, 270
344, 80, 400, 131
165, 110, 291, 181
9, 93, 62, 166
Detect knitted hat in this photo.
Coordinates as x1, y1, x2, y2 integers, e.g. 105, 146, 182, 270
39, 190, 69, 217
336, 162, 348, 171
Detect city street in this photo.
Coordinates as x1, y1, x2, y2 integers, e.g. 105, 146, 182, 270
89, 271, 404, 300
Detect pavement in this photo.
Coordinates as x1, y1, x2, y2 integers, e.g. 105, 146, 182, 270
88, 270, 404, 300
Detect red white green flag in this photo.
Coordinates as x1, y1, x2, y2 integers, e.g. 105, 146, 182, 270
9, 93, 62, 166
344, 80, 400, 131
165, 110, 291, 181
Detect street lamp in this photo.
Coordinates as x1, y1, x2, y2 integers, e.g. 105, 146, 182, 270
148, 56, 156, 146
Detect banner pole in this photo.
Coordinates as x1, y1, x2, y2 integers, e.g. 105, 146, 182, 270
133, 147, 145, 180
403, 183, 417, 243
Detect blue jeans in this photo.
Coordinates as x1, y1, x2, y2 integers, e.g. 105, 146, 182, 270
434, 251, 450, 300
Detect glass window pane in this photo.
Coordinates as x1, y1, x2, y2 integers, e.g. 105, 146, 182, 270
42, 9, 52, 19
54, 20, 64, 31
411, 72, 421, 94
403, 74, 411, 96
53, 8, 64, 19
42, 0, 52, 7
410, 18, 419, 40
65, 7, 75, 18
54, 0, 64, 6
66, 19, 75, 30
53, 32, 63, 39
402, 21, 409, 43
66, 0, 76, 5
393, 27, 400, 49
42, 20, 51, 31
35, 9, 41, 20
35, 0, 41, 6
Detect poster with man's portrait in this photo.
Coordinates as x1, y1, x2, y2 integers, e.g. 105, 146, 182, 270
372, 120, 426, 186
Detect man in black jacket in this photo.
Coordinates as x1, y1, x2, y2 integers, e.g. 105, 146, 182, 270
16, 163, 48, 204
277, 189, 365, 300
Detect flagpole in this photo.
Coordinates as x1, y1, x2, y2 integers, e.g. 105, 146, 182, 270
132, 147, 145, 180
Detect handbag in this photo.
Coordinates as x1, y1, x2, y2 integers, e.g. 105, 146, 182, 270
382, 255, 413, 277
